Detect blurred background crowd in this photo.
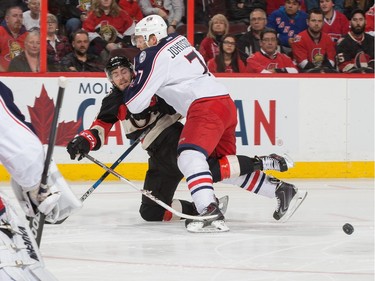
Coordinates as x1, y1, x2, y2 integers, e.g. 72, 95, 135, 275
0, 0, 373, 73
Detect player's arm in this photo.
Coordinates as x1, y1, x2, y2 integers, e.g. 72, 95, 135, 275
336, 40, 355, 72
67, 91, 123, 160
291, 36, 314, 70
325, 39, 336, 68
125, 50, 167, 114
246, 54, 270, 73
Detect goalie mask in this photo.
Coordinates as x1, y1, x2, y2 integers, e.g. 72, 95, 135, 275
133, 15, 168, 44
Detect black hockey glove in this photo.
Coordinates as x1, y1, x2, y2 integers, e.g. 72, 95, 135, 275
67, 129, 100, 160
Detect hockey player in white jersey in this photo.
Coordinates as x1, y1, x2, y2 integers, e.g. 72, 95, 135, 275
124, 15, 307, 232
0, 81, 82, 279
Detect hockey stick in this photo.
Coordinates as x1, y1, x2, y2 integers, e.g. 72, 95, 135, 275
53, 130, 148, 224
84, 154, 218, 221
29, 77, 66, 246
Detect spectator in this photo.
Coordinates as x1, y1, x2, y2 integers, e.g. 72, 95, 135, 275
336, 9, 374, 72
47, 0, 89, 37
320, 0, 349, 43
0, 6, 28, 72
46, 13, 72, 72
227, 0, 267, 24
305, 0, 344, 12
237, 8, 285, 63
266, 0, 306, 15
246, 28, 298, 73
0, 1, 28, 23
195, 0, 228, 25
8, 29, 40, 72
344, 0, 373, 19
118, 0, 144, 23
207, 34, 247, 73
22, 0, 40, 31
291, 9, 336, 71
267, 0, 308, 52
365, 4, 374, 34
138, 0, 185, 34
83, 0, 135, 58
60, 0, 90, 37
61, 29, 105, 72
199, 13, 229, 62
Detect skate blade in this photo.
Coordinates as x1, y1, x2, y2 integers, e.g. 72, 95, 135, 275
186, 220, 230, 233
278, 190, 308, 223
218, 196, 229, 215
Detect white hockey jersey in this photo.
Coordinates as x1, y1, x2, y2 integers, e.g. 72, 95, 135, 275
0, 82, 44, 190
125, 33, 229, 117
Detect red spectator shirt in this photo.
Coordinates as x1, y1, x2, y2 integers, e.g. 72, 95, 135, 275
199, 37, 219, 62
83, 9, 134, 35
292, 30, 336, 68
365, 5, 374, 33
322, 10, 349, 43
246, 50, 298, 73
119, 0, 144, 22
0, 27, 27, 71
207, 57, 247, 73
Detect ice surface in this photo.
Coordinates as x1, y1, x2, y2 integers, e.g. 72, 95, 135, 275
1, 179, 373, 281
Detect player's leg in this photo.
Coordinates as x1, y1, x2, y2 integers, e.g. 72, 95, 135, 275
139, 122, 197, 221
219, 172, 307, 222
0, 193, 58, 281
178, 97, 237, 232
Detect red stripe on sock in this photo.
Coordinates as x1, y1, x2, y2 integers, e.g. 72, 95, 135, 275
187, 177, 213, 190
246, 171, 260, 191
0, 198, 5, 216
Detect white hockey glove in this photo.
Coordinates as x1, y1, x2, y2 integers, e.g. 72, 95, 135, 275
11, 179, 61, 223
12, 157, 82, 224
28, 183, 61, 216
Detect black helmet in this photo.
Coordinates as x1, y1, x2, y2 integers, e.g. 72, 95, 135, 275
105, 56, 133, 80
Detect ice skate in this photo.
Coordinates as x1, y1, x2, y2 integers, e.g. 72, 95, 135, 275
185, 203, 229, 233
217, 195, 229, 215
273, 180, 307, 222
259, 153, 294, 172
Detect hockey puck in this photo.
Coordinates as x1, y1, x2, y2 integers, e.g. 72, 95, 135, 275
342, 223, 354, 235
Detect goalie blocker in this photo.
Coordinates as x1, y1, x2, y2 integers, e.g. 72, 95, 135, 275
0, 193, 58, 280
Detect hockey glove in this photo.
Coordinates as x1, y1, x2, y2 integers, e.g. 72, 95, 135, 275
127, 96, 159, 121
28, 183, 61, 216
67, 129, 99, 160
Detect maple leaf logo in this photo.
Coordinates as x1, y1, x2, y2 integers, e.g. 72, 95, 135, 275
28, 84, 82, 146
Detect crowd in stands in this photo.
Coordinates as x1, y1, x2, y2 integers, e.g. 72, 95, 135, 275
0, 0, 373, 73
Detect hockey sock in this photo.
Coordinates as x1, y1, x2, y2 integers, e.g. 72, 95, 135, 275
163, 199, 198, 221
0, 198, 5, 216
209, 155, 261, 182
222, 171, 276, 198
178, 150, 216, 213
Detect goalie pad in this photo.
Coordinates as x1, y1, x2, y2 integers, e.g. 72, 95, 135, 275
11, 158, 82, 224
0, 193, 58, 281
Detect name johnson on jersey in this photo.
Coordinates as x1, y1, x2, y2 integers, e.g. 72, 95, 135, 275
167, 37, 190, 59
